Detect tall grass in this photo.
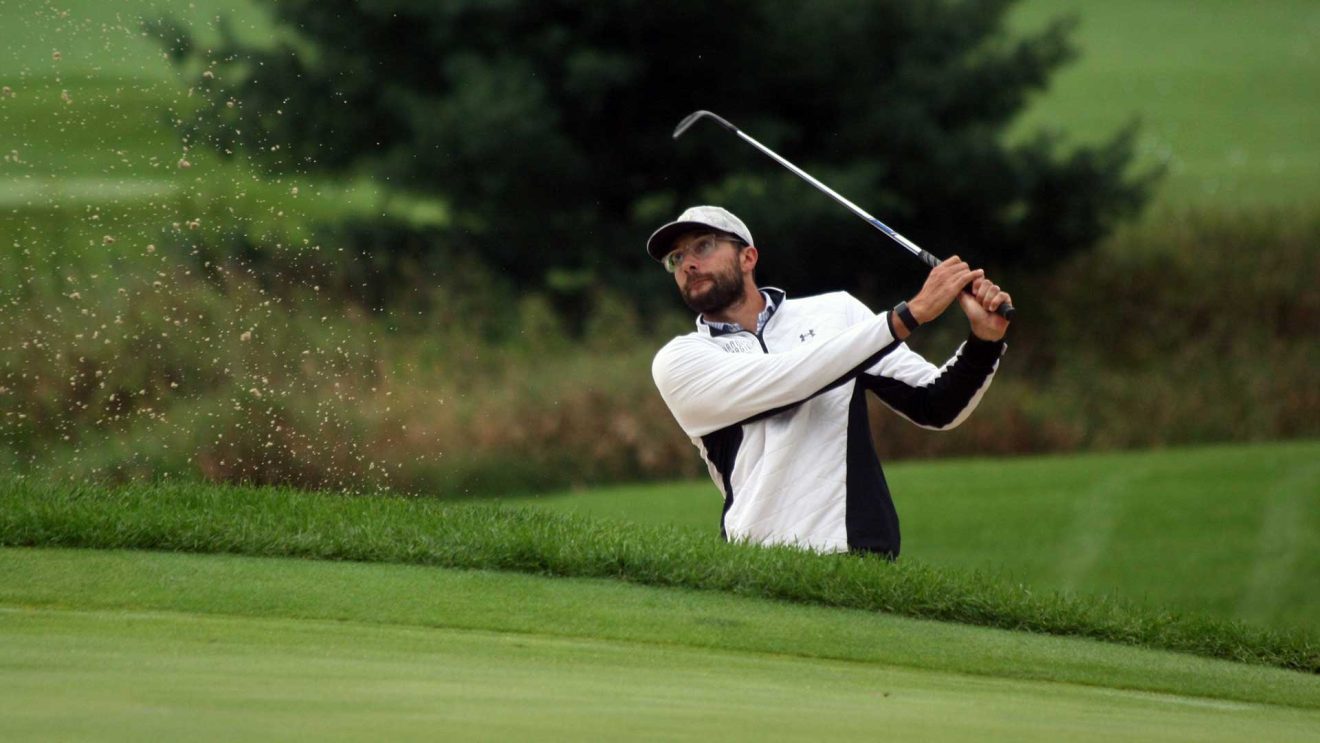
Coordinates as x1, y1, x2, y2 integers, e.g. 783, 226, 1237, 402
3, 0, 1318, 494
1, 477, 1315, 674
873, 206, 1319, 457
0, 228, 696, 493
4, 206, 1316, 493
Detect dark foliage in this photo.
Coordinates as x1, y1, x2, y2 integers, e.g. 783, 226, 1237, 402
167, 0, 1156, 304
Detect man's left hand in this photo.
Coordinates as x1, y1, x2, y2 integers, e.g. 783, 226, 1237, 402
958, 276, 1012, 341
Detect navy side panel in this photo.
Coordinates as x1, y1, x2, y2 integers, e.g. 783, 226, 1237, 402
845, 384, 901, 557
700, 424, 745, 541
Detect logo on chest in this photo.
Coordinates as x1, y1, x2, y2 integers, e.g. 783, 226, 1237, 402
720, 338, 760, 354
799, 329, 816, 343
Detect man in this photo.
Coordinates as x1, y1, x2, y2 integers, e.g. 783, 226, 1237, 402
649, 205, 1012, 557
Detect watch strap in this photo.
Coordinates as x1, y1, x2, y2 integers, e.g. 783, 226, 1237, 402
894, 301, 920, 332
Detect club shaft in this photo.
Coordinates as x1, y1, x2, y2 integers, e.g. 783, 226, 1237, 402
680, 110, 1013, 318
732, 130, 931, 263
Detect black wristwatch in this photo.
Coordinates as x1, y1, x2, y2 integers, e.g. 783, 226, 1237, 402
893, 301, 920, 332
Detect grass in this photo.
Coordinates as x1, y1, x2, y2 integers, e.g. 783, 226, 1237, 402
1, 475, 1316, 674
4, 548, 1318, 709
1, 7, 1314, 734
2, 1, 1315, 210
2, 2, 1316, 493
0, 0, 271, 185
0, 0, 446, 290
3, 548, 1319, 741
512, 441, 1320, 633
0, 0, 273, 82
7, 609, 1315, 741
1012, 0, 1320, 208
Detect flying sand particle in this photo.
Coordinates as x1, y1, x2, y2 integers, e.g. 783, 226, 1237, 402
178, 158, 191, 169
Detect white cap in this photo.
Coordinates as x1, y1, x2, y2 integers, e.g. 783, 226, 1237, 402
646, 205, 753, 261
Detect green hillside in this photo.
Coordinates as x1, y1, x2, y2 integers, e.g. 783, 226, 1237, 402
2, 1, 1317, 209
1011, 0, 1320, 208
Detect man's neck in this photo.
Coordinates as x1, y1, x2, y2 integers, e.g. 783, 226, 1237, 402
704, 285, 766, 332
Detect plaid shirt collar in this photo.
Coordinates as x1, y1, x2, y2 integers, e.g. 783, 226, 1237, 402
699, 288, 784, 336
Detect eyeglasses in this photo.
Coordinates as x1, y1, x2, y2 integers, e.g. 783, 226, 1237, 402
662, 235, 744, 273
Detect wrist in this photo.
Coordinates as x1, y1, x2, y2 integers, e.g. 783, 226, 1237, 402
906, 297, 932, 325
893, 300, 921, 336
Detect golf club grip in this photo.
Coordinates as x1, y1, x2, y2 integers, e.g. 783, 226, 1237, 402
918, 250, 1016, 321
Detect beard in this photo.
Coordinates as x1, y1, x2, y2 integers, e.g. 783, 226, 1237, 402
681, 259, 746, 315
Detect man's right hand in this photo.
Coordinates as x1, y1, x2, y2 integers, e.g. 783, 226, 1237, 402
906, 256, 981, 327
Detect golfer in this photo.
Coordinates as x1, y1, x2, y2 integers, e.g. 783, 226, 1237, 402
649, 206, 1011, 557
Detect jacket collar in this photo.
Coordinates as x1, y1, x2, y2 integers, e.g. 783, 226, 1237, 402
697, 287, 787, 337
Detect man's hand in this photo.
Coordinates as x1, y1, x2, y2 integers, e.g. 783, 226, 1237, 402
906, 256, 981, 328
958, 275, 1012, 341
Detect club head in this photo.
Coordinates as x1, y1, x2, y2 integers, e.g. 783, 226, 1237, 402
673, 110, 738, 139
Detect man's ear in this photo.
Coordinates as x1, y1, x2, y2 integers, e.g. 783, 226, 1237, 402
740, 244, 758, 273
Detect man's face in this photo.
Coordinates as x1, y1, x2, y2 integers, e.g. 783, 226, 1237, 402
666, 232, 747, 315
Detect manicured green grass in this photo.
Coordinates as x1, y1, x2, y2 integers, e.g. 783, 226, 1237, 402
2, 548, 1318, 740
0, 0, 444, 291
0, 0, 271, 182
9, 609, 1315, 742
0, 0, 273, 82
1012, 0, 1320, 208
2, 476, 1315, 673
514, 441, 1320, 633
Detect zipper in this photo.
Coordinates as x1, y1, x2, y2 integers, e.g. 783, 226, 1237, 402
753, 300, 779, 352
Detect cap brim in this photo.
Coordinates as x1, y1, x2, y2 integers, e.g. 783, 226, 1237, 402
646, 221, 741, 261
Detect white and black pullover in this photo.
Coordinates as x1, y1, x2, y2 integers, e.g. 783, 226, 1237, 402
652, 288, 1005, 556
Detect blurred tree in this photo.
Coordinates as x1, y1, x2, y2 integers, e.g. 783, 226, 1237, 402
169, 0, 1156, 308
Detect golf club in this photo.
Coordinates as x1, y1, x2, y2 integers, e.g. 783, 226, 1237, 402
673, 110, 1016, 321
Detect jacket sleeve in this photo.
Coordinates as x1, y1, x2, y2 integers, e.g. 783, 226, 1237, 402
859, 335, 1006, 430
652, 311, 898, 438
